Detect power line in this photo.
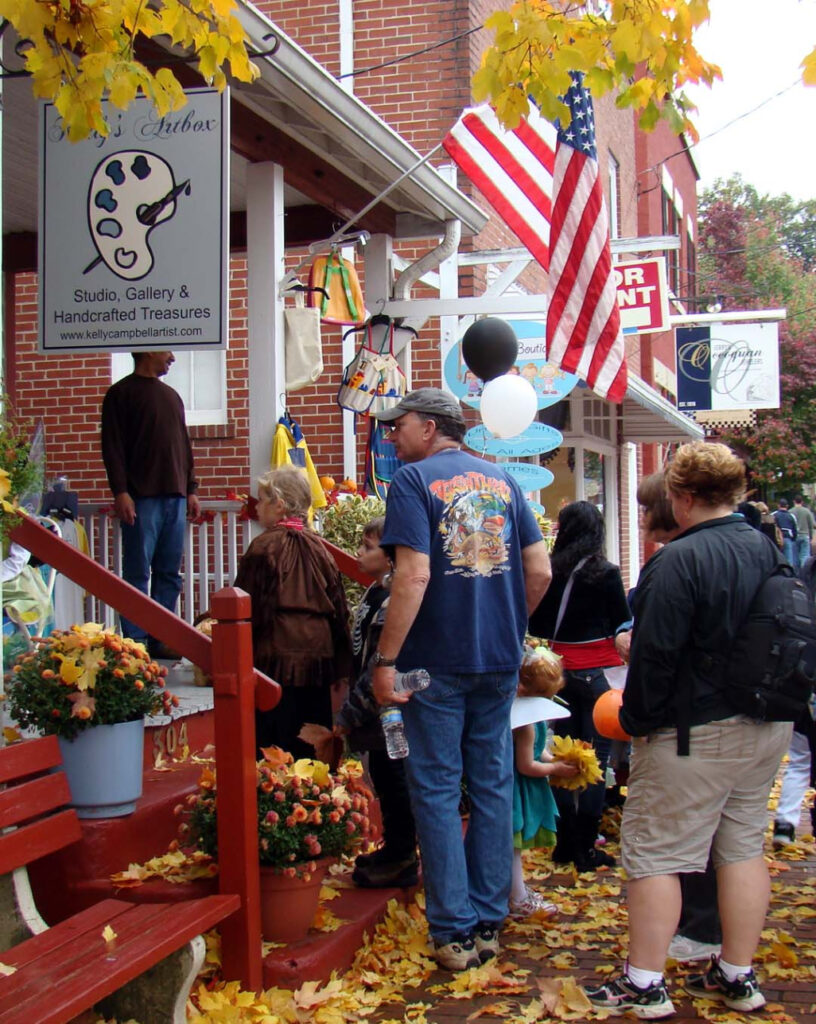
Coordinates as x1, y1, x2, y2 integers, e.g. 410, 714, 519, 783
337, 24, 484, 79
638, 80, 801, 179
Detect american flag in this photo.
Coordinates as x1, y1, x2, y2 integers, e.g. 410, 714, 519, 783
442, 103, 556, 271
546, 74, 627, 402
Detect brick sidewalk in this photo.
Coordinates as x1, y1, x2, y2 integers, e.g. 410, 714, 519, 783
361, 805, 816, 1024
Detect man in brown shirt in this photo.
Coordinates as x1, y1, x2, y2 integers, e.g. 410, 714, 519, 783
101, 351, 199, 656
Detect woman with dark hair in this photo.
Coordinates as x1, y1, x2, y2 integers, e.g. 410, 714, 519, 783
529, 500, 631, 871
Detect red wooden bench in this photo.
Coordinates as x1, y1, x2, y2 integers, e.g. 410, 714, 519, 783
0, 735, 240, 1024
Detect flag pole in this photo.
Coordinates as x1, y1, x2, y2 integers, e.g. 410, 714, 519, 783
280, 143, 444, 292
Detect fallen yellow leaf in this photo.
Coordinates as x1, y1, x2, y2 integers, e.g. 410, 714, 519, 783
293, 977, 345, 1010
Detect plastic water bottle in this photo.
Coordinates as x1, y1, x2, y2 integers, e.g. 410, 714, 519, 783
380, 706, 409, 759
393, 668, 431, 694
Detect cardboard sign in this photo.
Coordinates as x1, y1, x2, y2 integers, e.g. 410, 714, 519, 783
614, 258, 670, 335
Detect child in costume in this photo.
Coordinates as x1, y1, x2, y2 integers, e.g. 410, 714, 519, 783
335, 516, 418, 888
510, 648, 577, 917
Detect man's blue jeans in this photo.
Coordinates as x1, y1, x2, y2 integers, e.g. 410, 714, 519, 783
782, 536, 796, 568
795, 535, 810, 569
119, 496, 186, 642
401, 670, 517, 944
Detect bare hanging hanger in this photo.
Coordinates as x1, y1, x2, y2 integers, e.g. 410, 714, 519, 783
283, 282, 329, 301
308, 231, 370, 255
342, 322, 373, 342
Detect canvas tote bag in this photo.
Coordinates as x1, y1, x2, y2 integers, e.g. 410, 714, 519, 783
284, 290, 323, 391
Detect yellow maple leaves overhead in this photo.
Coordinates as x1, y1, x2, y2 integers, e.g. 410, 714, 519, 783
0, 0, 259, 141
474, 0, 724, 138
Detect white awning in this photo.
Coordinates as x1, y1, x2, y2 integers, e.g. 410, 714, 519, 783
621, 374, 703, 443
234, 1, 488, 236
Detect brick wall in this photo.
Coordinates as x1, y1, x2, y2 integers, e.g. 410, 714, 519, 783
8, 0, 653, 509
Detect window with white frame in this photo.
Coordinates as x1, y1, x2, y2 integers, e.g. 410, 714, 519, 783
111, 350, 228, 426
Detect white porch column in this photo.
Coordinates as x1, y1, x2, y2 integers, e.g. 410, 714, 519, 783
437, 164, 459, 391
246, 163, 286, 486
346, 233, 393, 479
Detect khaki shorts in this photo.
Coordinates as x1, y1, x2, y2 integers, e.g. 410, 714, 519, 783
621, 717, 792, 879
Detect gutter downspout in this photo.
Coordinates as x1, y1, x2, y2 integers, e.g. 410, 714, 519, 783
389, 220, 461, 368
392, 219, 461, 303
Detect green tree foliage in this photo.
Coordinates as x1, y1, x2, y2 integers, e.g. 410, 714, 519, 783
698, 175, 816, 492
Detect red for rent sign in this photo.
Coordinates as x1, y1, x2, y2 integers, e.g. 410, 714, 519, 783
613, 257, 670, 335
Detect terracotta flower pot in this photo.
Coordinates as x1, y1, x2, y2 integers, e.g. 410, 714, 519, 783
258, 858, 333, 943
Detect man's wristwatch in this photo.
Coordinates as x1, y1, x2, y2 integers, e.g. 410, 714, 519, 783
372, 650, 397, 667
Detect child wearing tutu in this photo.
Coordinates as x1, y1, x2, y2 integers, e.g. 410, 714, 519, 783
510, 648, 578, 917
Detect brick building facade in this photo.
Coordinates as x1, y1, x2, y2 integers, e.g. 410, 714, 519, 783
4, 1, 701, 584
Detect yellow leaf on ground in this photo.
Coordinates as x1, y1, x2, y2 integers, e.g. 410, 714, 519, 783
770, 940, 799, 968
465, 1001, 514, 1020
293, 977, 345, 1010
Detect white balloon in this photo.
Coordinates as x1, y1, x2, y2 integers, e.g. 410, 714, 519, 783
480, 374, 538, 438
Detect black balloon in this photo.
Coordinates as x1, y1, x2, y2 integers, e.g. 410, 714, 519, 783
461, 318, 519, 382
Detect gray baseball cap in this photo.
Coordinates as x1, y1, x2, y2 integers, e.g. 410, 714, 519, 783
374, 387, 466, 425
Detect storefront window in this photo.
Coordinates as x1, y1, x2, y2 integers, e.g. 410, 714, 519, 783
540, 446, 575, 519
583, 450, 606, 513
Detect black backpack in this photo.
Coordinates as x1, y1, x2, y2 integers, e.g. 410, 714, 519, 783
678, 560, 816, 755
723, 562, 816, 721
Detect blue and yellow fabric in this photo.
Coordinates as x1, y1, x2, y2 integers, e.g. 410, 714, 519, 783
270, 415, 327, 510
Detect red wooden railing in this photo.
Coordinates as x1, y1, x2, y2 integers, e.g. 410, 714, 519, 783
9, 516, 279, 987
8, 516, 372, 989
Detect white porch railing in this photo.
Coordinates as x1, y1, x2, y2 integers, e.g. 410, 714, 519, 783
77, 501, 255, 629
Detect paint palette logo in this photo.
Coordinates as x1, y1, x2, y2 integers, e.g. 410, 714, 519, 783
84, 150, 190, 280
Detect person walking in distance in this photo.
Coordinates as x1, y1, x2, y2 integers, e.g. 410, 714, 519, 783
101, 351, 199, 658
773, 497, 798, 567
369, 388, 552, 972
791, 495, 815, 570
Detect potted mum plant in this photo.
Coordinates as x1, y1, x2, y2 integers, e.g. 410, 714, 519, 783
184, 746, 371, 942
6, 623, 176, 818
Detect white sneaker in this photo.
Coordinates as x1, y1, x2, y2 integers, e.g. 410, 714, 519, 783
667, 934, 722, 962
433, 936, 480, 971
507, 886, 558, 920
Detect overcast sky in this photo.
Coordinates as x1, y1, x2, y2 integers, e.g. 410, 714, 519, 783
685, 0, 816, 201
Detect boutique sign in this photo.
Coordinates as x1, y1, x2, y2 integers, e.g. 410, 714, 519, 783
444, 319, 578, 410
38, 88, 229, 352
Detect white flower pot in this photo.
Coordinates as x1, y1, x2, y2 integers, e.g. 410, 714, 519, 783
57, 719, 144, 818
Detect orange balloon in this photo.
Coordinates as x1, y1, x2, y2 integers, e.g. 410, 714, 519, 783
592, 688, 630, 741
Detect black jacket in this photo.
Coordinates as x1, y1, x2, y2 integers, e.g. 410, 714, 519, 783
529, 559, 631, 644
621, 514, 782, 737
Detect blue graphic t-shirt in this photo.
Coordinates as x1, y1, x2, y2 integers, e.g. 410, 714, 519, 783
380, 448, 543, 673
